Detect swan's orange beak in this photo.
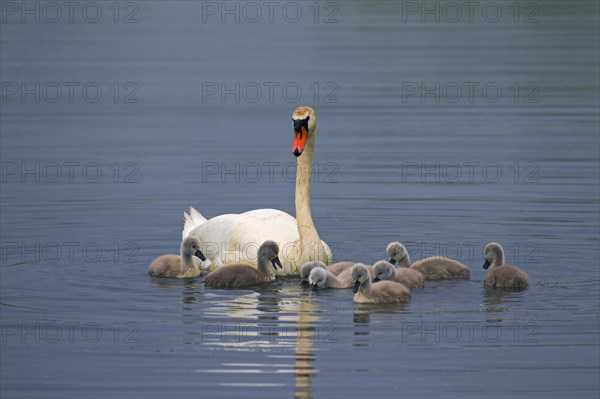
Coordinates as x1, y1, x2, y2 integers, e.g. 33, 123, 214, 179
292, 117, 309, 157
292, 126, 308, 157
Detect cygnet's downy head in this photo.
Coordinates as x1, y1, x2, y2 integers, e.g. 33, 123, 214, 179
372, 260, 396, 282
308, 268, 329, 291
386, 242, 408, 266
258, 241, 283, 271
300, 261, 327, 287
181, 236, 206, 261
483, 242, 503, 270
351, 263, 371, 293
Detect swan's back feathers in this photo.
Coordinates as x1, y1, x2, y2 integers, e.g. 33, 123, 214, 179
484, 265, 528, 290
147, 254, 202, 278
148, 255, 181, 277
310, 267, 353, 288
354, 281, 411, 304
328, 261, 355, 276
189, 208, 331, 275
182, 207, 208, 239
411, 257, 470, 280
373, 281, 411, 303
395, 268, 425, 288
204, 264, 274, 288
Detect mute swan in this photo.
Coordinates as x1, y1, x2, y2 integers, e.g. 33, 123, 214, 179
351, 263, 411, 304
300, 261, 328, 286
308, 267, 353, 291
483, 242, 529, 290
372, 260, 424, 288
387, 242, 470, 280
204, 241, 283, 288
148, 236, 206, 278
184, 106, 331, 275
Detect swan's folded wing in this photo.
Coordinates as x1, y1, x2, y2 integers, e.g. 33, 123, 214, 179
182, 207, 208, 239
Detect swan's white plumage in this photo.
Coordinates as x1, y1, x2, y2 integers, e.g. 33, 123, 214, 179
182, 207, 208, 239
185, 208, 331, 275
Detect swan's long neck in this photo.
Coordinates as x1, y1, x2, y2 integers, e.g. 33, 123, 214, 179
180, 246, 195, 271
325, 271, 343, 288
398, 253, 411, 269
257, 254, 272, 275
359, 278, 372, 296
493, 249, 505, 267
296, 128, 326, 263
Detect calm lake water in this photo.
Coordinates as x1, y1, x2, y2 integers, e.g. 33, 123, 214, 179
1, 1, 599, 398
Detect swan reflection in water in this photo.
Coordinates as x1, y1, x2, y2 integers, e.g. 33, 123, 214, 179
191, 285, 318, 398
148, 277, 203, 305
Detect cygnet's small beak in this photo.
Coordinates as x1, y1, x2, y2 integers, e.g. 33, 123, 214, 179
373, 277, 380, 282
301, 279, 309, 287
309, 283, 318, 292
389, 258, 397, 265
271, 257, 283, 270
194, 250, 207, 261
352, 281, 361, 293
482, 259, 491, 270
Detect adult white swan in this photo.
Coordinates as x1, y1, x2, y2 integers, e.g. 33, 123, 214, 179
183, 106, 331, 275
